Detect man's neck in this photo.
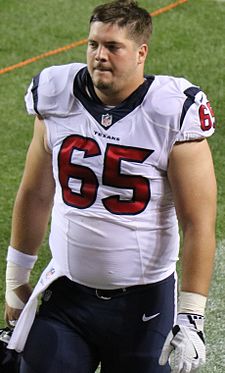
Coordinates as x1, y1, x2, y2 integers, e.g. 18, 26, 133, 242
94, 79, 145, 106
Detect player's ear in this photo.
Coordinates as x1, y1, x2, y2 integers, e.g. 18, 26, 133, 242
137, 44, 148, 64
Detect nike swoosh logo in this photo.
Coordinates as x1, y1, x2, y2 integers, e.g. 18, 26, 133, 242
142, 312, 160, 322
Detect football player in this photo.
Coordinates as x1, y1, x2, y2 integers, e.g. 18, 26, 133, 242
4, 1, 217, 372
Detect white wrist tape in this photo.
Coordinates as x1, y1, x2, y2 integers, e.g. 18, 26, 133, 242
7, 246, 38, 269
5, 246, 37, 309
178, 291, 207, 316
5, 261, 30, 309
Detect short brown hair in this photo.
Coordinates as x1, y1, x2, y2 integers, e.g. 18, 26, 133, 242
90, 0, 153, 45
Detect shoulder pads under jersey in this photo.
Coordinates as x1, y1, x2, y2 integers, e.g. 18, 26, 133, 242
25, 63, 86, 117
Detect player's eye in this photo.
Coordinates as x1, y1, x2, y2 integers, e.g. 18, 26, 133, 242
88, 41, 98, 49
107, 45, 119, 52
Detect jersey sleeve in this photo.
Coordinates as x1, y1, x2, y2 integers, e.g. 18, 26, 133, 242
24, 63, 86, 117
175, 86, 216, 142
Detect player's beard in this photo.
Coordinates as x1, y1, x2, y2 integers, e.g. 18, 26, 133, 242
92, 72, 114, 92
94, 79, 113, 91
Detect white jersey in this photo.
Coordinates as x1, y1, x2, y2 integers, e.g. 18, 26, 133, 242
25, 63, 215, 288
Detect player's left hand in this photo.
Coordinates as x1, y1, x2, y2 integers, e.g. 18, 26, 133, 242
159, 313, 206, 372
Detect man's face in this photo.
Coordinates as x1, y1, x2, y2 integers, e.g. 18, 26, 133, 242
87, 22, 147, 103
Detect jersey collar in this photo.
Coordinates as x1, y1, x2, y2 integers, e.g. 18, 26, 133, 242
73, 67, 155, 129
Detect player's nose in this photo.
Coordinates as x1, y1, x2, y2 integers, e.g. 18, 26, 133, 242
95, 45, 108, 61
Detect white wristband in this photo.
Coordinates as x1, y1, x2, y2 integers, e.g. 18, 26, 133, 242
178, 291, 207, 316
7, 246, 38, 269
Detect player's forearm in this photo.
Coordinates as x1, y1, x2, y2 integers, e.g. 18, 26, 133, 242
10, 186, 53, 255
180, 224, 216, 297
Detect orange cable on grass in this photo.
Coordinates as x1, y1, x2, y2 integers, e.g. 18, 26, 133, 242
151, 0, 188, 17
0, 39, 88, 75
0, 0, 188, 76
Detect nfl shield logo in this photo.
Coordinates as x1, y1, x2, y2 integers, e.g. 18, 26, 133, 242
101, 113, 113, 127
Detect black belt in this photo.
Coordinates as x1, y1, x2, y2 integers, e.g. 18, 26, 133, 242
73, 281, 157, 300
95, 287, 128, 300
54, 275, 173, 300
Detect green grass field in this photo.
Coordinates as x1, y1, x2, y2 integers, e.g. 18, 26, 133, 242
0, 0, 224, 371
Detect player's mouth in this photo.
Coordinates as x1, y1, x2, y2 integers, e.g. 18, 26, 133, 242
94, 65, 112, 72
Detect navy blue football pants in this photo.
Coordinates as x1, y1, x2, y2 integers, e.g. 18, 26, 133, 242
20, 274, 176, 372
